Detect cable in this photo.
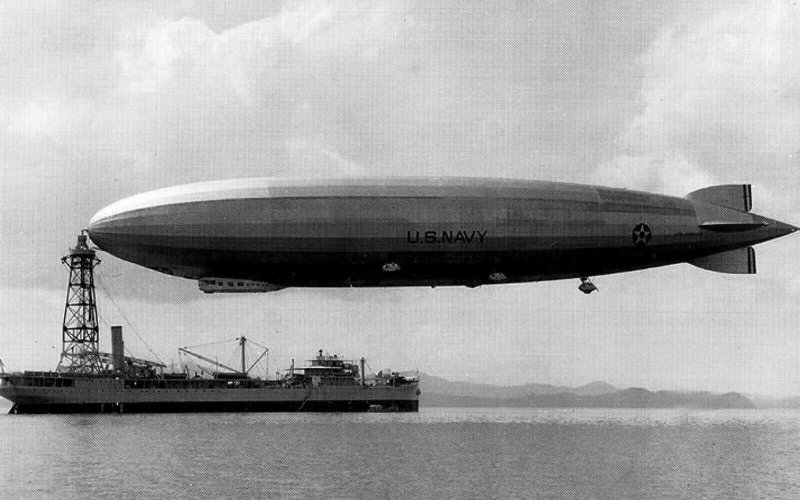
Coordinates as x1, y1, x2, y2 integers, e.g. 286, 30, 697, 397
245, 339, 269, 351
95, 272, 166, 365
181, 339, 232, 350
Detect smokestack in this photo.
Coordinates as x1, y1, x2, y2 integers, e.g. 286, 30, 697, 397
111, 326, 124, 373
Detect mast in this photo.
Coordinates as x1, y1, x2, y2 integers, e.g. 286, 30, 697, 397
179, 338, 267, 377
240, 336, 246, 374
57, 233, 103, 373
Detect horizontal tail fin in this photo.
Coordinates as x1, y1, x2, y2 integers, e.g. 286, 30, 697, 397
686, 184, 752, 212
698, 221, 768, 232
689, 247, 756, 274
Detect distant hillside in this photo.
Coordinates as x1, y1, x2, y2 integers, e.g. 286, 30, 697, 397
572, 381, 619, 396
765, 396, 800, 408
419, 373, 617, 399
741, 394, 800, 408
419, 375, 755, 409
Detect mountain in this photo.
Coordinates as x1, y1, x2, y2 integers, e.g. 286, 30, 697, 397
418, 374, 617, 399
572, 381, 618, 396
764, 396, 800, 408
419, 375, 755, 409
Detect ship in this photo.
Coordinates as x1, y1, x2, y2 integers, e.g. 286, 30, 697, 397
0, 234, 419, 414
0, 340, 420, 414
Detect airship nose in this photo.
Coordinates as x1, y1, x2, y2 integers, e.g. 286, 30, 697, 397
87, 210, 106, 234
86, 214, 108, 250
87, 202, 125, 250
86, 198, 164, 272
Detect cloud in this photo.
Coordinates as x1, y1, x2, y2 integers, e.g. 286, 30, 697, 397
1, 0, 673, 197
284, 139, 367, 176
7, 101, 62, 137
599, 0, 800, 193
595, 154, 717, 195
115, 2, 404, 98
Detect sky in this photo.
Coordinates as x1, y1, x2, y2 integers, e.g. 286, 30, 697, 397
1, 0, 799, 396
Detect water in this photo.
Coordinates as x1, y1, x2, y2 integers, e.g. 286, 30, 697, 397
2, 404, 800, 499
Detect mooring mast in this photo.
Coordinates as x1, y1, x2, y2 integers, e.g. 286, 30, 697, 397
57, 232, 103, 373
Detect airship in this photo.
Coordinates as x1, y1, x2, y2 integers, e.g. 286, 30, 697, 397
87, 177, 797, 294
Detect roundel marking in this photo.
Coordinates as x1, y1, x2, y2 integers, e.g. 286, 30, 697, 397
632, 223, 652, 247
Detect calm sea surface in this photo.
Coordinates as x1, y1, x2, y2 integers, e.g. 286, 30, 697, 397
1, 401, 799, 499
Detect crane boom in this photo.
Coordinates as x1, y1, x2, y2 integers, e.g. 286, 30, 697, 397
178, 347, 241, 374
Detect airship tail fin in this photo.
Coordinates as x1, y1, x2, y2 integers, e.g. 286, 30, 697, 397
686, 184, 752, 212
689, 246, 756, 274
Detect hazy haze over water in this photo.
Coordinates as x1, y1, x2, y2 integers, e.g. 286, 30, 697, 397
2, 407, 800, 499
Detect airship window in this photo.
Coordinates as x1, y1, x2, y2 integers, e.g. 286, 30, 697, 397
238, 282, 243, 286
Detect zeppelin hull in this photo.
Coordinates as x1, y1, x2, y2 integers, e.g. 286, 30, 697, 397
88, 177, 796, 288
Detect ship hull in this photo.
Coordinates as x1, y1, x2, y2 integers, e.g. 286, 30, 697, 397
1, 374, 420, 414
9, 399, 418, 414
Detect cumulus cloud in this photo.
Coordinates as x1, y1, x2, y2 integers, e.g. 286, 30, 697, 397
599, 0, 800, 194
595, 154, 717, 196
7, 101, 62, 137
1, 0, 672, 196
106, 1, 411, 173
115, 2, 404, 99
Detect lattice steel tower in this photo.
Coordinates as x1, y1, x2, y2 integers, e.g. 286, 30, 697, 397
57, 233, 103, 373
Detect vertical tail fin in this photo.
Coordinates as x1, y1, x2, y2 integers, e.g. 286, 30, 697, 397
690, 247, 756, 274
686, 184, 752, 212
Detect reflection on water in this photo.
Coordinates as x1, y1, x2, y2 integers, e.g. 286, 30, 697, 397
2, 407, 800, 499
